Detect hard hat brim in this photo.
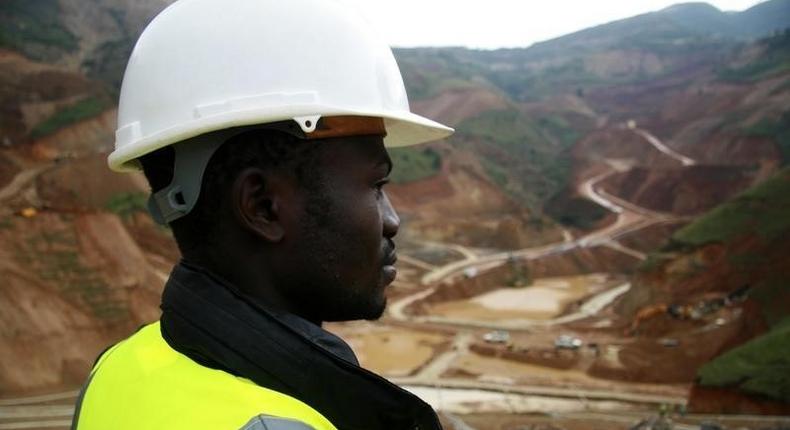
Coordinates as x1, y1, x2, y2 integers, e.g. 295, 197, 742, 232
382, 111, 454, 148
108, 108, 454, 172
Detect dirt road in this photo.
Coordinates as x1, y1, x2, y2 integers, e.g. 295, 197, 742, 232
631, 126, 696, 167
0, 391, 75, 430
379, 126, 702, 413
0, 165, 51, 207
419, 125, 696, 286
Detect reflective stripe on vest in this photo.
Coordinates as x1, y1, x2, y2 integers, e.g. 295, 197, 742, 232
74, 322, 337, 430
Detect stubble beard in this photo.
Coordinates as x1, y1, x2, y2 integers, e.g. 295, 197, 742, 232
288, 190, 387, 323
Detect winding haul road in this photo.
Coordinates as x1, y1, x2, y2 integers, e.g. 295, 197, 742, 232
385, 124, 700, 412
0, 125, 701, 426
411, 122, 699, 290
416, 155, 685, 288
631, 125, 696, 167
399, 124, 697, 325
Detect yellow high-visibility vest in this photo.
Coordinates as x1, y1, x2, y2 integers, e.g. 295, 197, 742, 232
73, 322, 337, 430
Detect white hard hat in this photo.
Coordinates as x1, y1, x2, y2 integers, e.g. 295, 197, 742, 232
109, 0, 454, 173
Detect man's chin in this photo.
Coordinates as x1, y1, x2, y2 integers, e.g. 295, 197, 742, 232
363, 300, 386, 321
323, 297, 387, 322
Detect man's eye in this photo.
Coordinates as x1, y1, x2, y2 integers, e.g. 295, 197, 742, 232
375, 178, 390, 194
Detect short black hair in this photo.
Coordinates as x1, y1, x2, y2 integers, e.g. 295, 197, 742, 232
140, 128, 325, 256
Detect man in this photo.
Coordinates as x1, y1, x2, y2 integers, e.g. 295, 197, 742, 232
70, 0, 453, 429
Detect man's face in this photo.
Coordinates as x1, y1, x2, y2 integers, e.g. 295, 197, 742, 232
275, 135, 399, 323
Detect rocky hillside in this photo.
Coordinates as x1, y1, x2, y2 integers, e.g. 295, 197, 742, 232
0, 0, 176, 394
0, 0, 788, 394
0, 0, 173, 150
2, 0, 788, 227
396, 30, 789, 240
616, 167, 790, 412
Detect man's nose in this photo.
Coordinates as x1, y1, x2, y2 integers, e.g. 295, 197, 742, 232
381, 192, 400, 238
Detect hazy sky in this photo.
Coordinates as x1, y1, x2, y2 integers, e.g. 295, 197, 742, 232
343, 0, 765, 49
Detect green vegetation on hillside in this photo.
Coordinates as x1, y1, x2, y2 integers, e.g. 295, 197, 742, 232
389, 147, 442, 184
459, 109, 544, 145
0, 0, 78, 60
751, 278, 790, 328
84, 38, 136, 97
481, 160, 510, 191
667, 166, 790, 326
30, 97, 110, 139
457, 109, 577, 209
545, 194, 609, 230
537, 115, 581, 147
698, 317, 790, 402
631, 166, 790, 402
657, 165, 790, 348
743, 111, 790, 165
719, 30, 790, 82
105, 192, 148, 219
620, 32, 726, 57
15, 219, 127, 321
668, 167, 790, 248
82, 9, 137, 96
505, 263, 532, 288
394, 48, 484, 101
488, 58, 602, 102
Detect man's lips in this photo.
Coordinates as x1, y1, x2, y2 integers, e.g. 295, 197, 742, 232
382, 251, 397, 285
384, 252, 397, 266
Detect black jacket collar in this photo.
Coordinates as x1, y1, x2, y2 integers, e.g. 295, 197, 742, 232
160, 262, 442, 430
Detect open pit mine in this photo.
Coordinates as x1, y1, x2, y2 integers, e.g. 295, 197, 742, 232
2, 0, 790, 429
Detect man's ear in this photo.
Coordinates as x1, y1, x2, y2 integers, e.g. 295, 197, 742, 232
231, 167, 285, 242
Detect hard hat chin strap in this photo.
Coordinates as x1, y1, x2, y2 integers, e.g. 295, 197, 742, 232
148, 134, 224, 225
147, 121, 310, 225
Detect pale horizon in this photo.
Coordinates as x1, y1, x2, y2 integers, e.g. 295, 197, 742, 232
343, 0, 767, 49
